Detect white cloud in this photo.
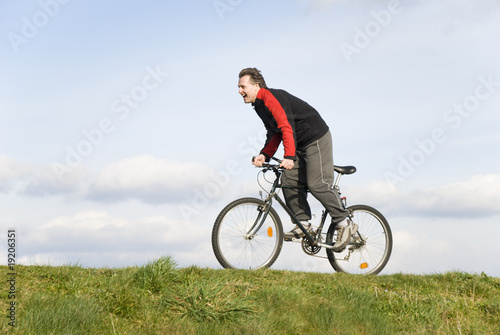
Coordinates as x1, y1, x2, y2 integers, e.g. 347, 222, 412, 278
347, 174, 500, 218
22, 164, 92, 198
0, 156, 31, 192
0, 155, 228, 204
385, 230, 457, 274
384, 228, 500, 276
21, 209, 211, 267
437, 0, 500, 32
41, 210, 128, 231
87, 155, 218, 203
408, 174, 500, 217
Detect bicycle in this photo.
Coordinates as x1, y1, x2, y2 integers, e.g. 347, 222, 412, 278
211, 158, 393, 275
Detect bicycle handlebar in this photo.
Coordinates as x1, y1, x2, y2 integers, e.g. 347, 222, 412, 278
252, 156, 284, 170
261, 162, 282, 169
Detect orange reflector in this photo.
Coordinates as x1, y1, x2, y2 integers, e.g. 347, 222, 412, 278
267, 227, 273, 237
360, 262, 369, 269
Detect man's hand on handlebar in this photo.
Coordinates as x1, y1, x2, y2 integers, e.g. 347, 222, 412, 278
252, 155, 294, 170
280, 158, 294, 170
252, 154, 266, 167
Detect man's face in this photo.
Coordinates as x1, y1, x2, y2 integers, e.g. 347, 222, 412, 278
238, 75, 260, 104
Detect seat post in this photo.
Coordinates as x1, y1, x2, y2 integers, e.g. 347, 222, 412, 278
334, 172, 343, 188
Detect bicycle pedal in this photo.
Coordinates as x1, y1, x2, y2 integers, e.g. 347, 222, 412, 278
284, 237, 302, 242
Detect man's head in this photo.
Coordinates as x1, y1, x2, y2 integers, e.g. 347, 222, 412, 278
238, 68, 268, 104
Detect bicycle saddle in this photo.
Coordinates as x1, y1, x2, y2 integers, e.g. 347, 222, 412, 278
334, 165, 357, 175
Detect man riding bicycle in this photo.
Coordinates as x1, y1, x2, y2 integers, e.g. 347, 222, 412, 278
237, 67, 357, 251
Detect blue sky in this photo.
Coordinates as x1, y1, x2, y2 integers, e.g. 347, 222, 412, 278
1, 0, 500, 276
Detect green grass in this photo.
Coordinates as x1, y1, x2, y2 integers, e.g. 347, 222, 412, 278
1, 256, 499, 334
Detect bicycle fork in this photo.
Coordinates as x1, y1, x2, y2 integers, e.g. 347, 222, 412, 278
244, 197, 273, 239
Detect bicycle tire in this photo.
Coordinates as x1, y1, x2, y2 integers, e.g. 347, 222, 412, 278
326, 205, 392, 275
212, 197, 284, 270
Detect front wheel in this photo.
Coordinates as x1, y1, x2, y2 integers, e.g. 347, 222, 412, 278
212, 197, 283, 270
326, 205, 392, 275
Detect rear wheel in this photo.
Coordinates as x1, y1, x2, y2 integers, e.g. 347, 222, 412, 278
326, 205, 392, 275
212, 198, 283, 270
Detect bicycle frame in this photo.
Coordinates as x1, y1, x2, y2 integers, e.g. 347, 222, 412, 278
246, 163, 332, 248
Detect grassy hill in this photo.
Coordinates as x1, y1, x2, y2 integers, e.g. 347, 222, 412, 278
1, 256, 499, 334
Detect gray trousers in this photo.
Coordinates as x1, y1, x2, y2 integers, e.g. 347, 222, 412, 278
282, 130, 349, 224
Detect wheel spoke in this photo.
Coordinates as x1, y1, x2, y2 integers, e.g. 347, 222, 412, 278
326, 205, 392, 275
212, 198, 283, 269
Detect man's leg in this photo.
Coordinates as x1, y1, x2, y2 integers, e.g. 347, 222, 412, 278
303, 131, 356, 251
303, 131, 349, 223
282, 152, 311, 222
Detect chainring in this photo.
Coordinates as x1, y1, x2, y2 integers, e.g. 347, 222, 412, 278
301, 236, 322, 255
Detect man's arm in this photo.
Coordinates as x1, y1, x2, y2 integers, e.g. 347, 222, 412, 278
257, 89, 296, 160
260, 132, 281, 161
